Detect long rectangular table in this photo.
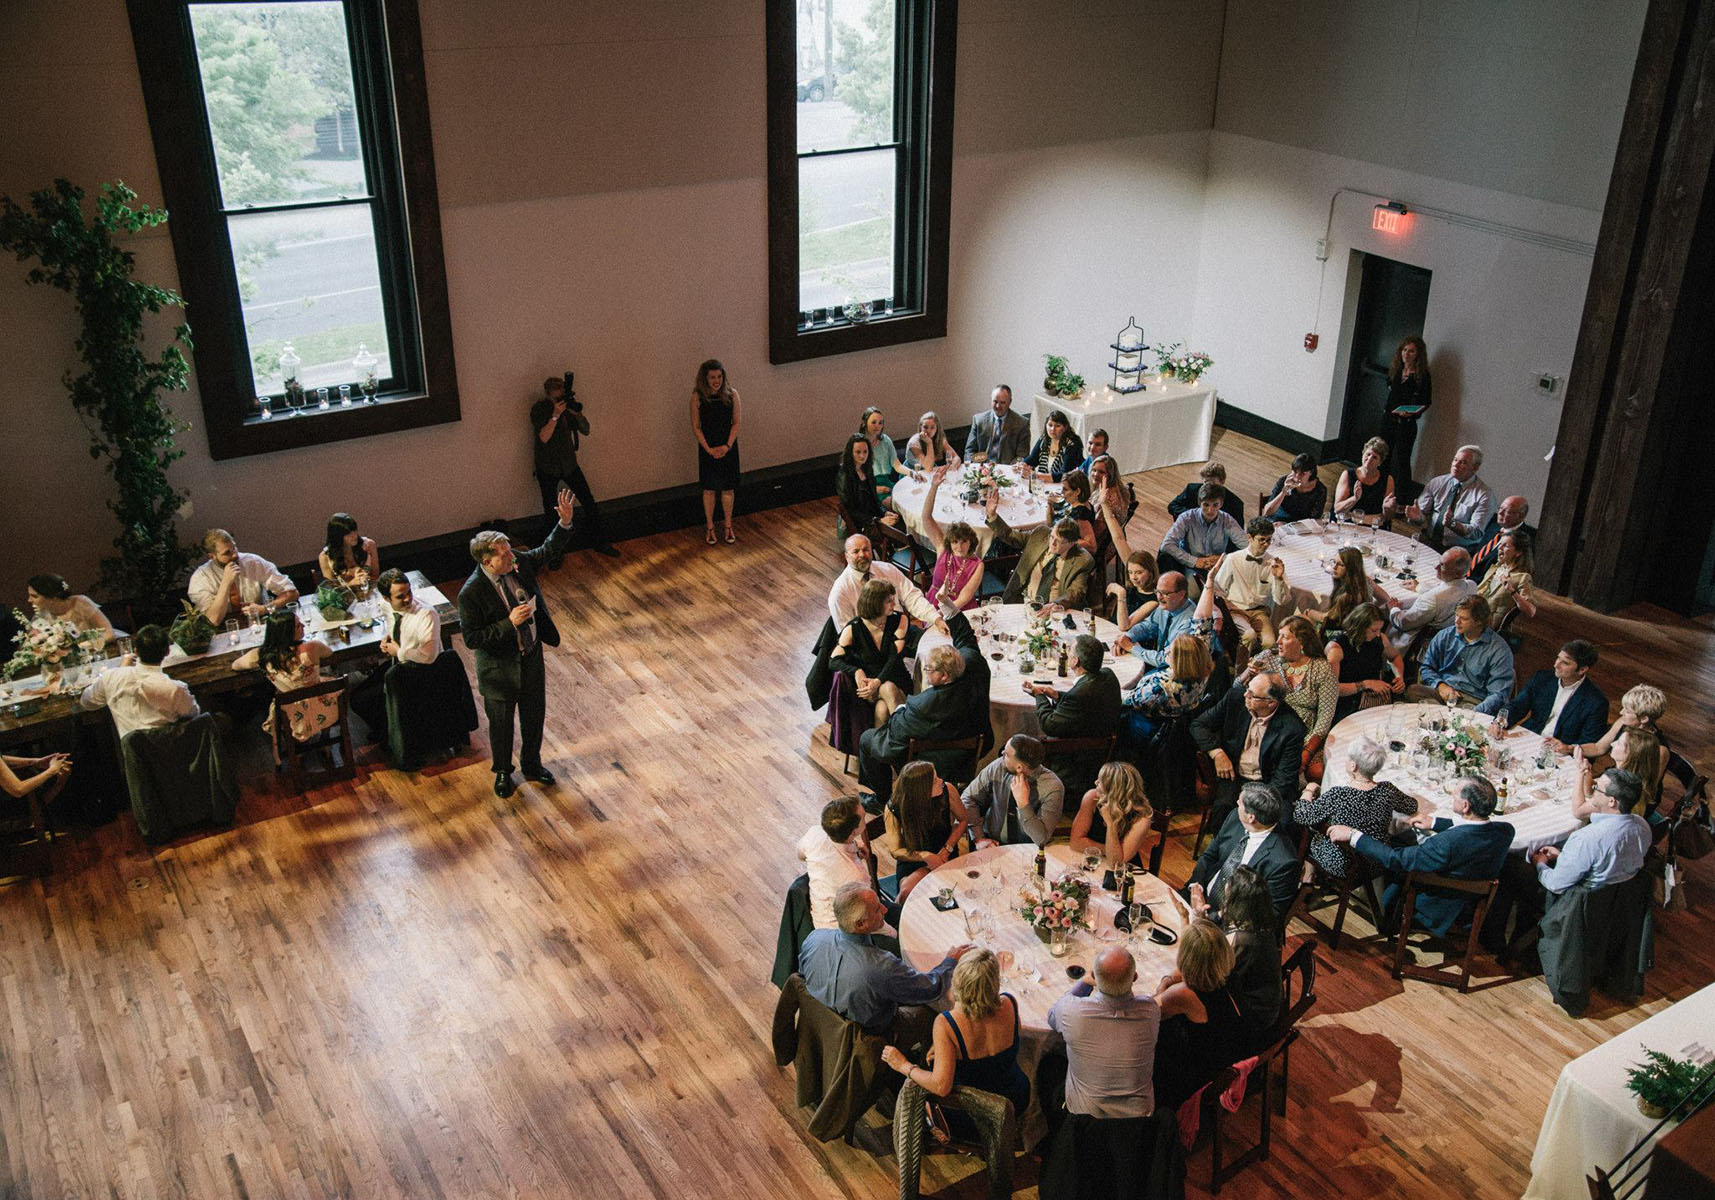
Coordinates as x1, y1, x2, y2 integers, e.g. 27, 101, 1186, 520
1030, 377, 1215, 475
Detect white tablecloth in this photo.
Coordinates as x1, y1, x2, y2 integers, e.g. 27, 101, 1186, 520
1524, 982, 1715, 1199
914, 604, 1144, 749
1029, 379, 1216, 475
1323, 704, 1583, 855
892, 464, 1057, 556
1269, 518, 1430, 612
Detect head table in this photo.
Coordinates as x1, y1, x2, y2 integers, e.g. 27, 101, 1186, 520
1269, 518, 1433, 612
1322, 702, 1584, 855
891, 463, 1057, 557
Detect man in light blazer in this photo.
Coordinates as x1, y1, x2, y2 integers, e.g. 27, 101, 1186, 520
458, 487, 576, 798
964, 385, 1031, 464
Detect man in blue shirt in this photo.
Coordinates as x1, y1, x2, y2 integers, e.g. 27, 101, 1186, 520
1530, 769, 1651, 893
1408, 595, 1514, 714
1116, 572, 1195, 670
1159, 484, 1246, 582
798, 883, 970, 1045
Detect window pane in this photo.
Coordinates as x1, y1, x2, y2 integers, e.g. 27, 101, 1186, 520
190, 1, 368, 207
799, 150, 896, 312
230, 205, 394, 394
796, 0, 894, 152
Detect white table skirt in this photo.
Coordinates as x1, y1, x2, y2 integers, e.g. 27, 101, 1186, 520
1269, 519, 1431, 612
892, 464, 1056, 556
1029, 379, 1215, 476
1322, 703, 1583, 855
1524, 982, 1715, 1199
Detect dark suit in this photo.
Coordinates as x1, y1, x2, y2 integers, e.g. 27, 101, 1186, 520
458, 520, 574, 775
1167, 482, 1245, 524
964, 408, 1031, 464
1188, 810, 1300, 922
1351, 816, 1514, 937
1190, 684, 1306, 830
1036, 666, 1122, 801
1506, 670, 1609, 746
858, 613, 990, 797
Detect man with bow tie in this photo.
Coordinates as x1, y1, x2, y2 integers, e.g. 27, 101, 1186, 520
1209, 517, 1288, 651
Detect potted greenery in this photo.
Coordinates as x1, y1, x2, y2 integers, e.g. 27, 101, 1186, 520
1625, 1049, 1706, 1119
169, 600, 217, 656
1043, 354, 1084, 399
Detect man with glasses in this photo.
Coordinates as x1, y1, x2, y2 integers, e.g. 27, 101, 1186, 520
1192, 674, 1306, 833
1114, 571, 1195, 671
1209, 517, 1287, 652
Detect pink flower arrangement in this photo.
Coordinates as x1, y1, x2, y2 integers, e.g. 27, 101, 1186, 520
1020, 875, 1091, 933
5, 609, 95, 680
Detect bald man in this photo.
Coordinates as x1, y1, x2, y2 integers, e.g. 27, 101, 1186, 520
1374, 546, 1477, 654
1039, 946, 1161, 1138
1468, 495, 1531, 578
828, 534, 945, 632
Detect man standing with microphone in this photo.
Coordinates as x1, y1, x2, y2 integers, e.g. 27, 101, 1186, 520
532, 372, 619, 560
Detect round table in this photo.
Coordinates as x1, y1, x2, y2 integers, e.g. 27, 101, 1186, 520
914, 604, 1145, 748
1322, 703, 1583, 854
892, 464, 1057, 556
1268, 518, 1430, 612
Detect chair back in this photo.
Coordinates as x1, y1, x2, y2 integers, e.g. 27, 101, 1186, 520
1280, 939, 1318, 1026
1493, 605, 1521, 641
1040, 733, 1118, 760
906, 734, 983, 788
1394, 870, 1500, 992
893, 1077, 1017, 1200
872, 517, 934, 590
271, 674, 354, 791
1663, 751, 1708, 820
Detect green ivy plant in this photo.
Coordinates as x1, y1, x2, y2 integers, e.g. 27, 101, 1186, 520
0, 179, 196, 607
1043, 353, 1084, 398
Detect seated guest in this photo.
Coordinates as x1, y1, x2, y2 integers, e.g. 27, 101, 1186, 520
317, 512, 379, 589
830, 580, 912, 729
1475, 529, 1538, 624
903, 410, 961, 471
880, 947, 1031, 1120
1120, 630, 1216, 755
1242, 615, 1337, 779
857, 614, 988, 799
1611, 726, 1665, 817
1069, 761, 1154, 868
964, 384, 1030, 464
26, 574, 116, 644
1150, 918, 1247, 1111
1331, 437, 1397, 526
1106, 551, 1158, 630
1531, 768, 1649, 894
798, 797, 875, 931
233, 610, 336, 756
918, 468, 985, 612
997, 516, 1097, 610
1327, 775, 1514, 937
1325, 602, 1405, 720
1116, 571, 1197, 670
1219, 867, 1285, 1049
1261, 453, 1328, 523
1191, 676, 1306, 836
859, 406, 905, 504
1408, 595, 1514, 714
968, 734, 1065, 848
1376, 546, 1476, 654
1040, 947, 1159, 1138
1056, 469, 1100, 553
368, 569, 476, 770
1187, 782, 1300, 924
1402, 445, 1495, 550
188, 528, 299, 625
0, 751, 72, 822
1210, 517, 1287, 651
1026, 409, 1085, 482
1159, 483, 1245, 583
78, 624, 198, 739
1577, 684, 1670, 779
799, 883, 970, 1047
1077, 428, 1110, 476
836, 433, 897, 533
828, 534, 943, 632
1294, 737, 1416, 880
882, 761, 972, 904
1025, 634, 1122, 799
1468, 494, 1531, 578
1300, 547, 1372, 633
1087, 453, 1136, 530
1168, 460, 1245, 523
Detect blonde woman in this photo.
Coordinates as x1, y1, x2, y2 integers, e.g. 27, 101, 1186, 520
1578, 683, 1670, 789
880, 947, 1030, 1118
904, 411, 961, 471
1332, 436, 1397, 524
1069, 761, 1154, 867
1151, 917, 1246, 1110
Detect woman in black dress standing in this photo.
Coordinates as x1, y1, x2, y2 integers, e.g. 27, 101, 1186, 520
1382, 336, 1431, 498
692, 359, 742, 545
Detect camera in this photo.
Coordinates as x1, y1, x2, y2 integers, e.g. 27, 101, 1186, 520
562, 371, 583, 413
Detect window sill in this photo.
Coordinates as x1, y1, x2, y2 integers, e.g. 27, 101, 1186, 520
211, 386, 460, 459
768, 308, 948, 364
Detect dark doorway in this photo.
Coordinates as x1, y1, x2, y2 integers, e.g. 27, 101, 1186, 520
1337, 254, 1432, 483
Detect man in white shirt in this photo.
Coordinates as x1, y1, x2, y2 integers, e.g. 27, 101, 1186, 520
1210, 517, 1288, 651
796, 796, 878, 930
79, 624, 199, 740
1402, 445, 1495, 550
828, 534, 946, 632
377, 569, 440, 664
186, 528, 298, 625
1375, 546, 1476, 654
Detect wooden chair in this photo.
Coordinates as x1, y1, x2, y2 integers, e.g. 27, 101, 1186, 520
1493, 604, 1524, 649
1659, 750, 1707, 827
1390, 870, 1501, 992
871, 515, 934, 590
1205, 940, 1318, 1191
0, 785, 52, 883
1290, 826, 1385, 949
1040, 733, 1118, 763
892, 1077, 1017, 1200
272, 676, 356, 793
905, 734, 984, 789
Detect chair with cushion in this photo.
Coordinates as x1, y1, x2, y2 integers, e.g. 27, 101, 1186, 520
1391, 870, 1501, 992
1538, 870, 1653, 1017
772, 973, 888, 1145
892, 1077, 1017, 1200
120, 713, 238, 844
272, 675, 355, 793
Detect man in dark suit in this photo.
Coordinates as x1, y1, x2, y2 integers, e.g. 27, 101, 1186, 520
1187, 782, 1299, 922
1503, 639, 1609, 752
1328, 775, 1514, 937
1191, 675, 1306, 834
1026, 634, 1121, 801
1464, 495, 1530, 578
458, 487, 577, 797
858, 612, 990, 800
1166, 460, 1245, 524
963, 385, 1030, 464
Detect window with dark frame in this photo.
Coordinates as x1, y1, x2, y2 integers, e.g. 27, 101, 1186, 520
127, 0, 458, 459
766, 0, 956, 364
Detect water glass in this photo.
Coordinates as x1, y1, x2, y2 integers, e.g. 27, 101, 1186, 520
339, 384, 352, 406
258, 394, 271, 419
224, 618, 240, 648
317, 387, 330, 410
116, 635, 133, 660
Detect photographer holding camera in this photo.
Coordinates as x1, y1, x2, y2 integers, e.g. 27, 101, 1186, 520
531, 372, 619, 560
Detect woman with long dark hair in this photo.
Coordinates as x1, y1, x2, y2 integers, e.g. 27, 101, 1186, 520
1383, 336, 1431, 494
318, 513, 379, 588
836, 433, 898, 532
25, 573, 115, 645
882, 760, 971, 904
234, 609, 338, 757
691, 359, 742, 545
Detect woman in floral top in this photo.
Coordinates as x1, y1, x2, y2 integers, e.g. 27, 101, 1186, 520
1118, 581, 1219, 752
1243, 614, 1337, 781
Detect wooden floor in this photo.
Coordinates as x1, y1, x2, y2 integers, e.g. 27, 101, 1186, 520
3, 427, 1714, 1199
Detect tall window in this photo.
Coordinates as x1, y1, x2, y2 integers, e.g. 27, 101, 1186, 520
766, 0, 956, 364
129, 0, 457, 458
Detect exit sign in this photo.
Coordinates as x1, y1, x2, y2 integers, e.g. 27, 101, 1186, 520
1373, 203, 1411, 234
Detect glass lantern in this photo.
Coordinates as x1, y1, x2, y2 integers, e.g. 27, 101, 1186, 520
353, 343, 378, 403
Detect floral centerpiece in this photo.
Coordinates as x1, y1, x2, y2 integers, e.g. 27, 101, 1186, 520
4, 610, 89, 681
1170, 350, 1214, 384
960, 461, 1016, 503
1017, 613, 1063, 661
1418, 712, 1491, 771
1019, 874, 1091, 936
